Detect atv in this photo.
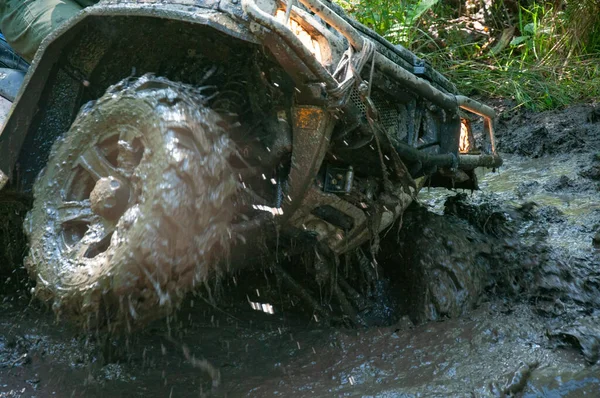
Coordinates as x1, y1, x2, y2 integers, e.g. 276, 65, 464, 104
0, 0, 502, 330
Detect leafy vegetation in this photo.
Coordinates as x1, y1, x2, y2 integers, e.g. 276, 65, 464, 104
337, 0, 600, 110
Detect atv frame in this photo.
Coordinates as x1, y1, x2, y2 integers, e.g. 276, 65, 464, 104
0, 0, 502, 327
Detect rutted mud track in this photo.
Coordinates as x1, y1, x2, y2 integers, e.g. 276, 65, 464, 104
1, 103, 600, 397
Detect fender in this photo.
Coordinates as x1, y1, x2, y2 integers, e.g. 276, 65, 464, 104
0, 1, 259, 192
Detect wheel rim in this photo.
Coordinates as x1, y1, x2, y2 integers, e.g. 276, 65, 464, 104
56, 128, 144, 264
26, 76, 239, 329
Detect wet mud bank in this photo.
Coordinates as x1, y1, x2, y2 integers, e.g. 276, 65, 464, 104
1, 288, 599, 397
2, 104, 600, 396
0, 193, 29, 292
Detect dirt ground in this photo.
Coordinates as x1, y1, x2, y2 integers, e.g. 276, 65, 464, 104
1, 102, 600, 397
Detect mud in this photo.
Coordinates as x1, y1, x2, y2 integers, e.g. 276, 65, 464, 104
0, 193, 29, 291
495, 102, 600, 158
23, 76, 237, 330
2, 103, 600, 396
1, 292, 599, 397
378, 205, 490, 323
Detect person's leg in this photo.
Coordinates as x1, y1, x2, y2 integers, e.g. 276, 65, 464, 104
0, 0, 83, 61
0, 33, 29, 71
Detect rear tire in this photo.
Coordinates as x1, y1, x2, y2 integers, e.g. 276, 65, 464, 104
24, 75, 237, 330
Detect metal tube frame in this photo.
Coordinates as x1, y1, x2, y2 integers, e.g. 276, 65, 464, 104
241, 0, 338, 89
456, 95, 498, 155
243, 0, 501, 165
297, 0, 499, 156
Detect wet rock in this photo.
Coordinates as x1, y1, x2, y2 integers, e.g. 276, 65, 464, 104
548, 316, 600, 364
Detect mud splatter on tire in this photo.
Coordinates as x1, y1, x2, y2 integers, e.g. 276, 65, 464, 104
24, 75, 237, 331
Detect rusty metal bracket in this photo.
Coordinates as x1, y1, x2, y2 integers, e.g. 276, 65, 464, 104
280, 104, 419, 254
456, 95, 498, 155
288, 186, 369, 253
288, 180, 414, 254
281, 105, 335, 221
324, 165, 354, 193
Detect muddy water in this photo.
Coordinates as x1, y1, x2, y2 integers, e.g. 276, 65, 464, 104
422, 153, 599, 252
2, 151, 599, 397
480, 155, 599, 253
1, 297, 599, 397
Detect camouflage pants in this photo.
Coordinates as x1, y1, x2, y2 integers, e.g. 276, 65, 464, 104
0, 0, 98, 61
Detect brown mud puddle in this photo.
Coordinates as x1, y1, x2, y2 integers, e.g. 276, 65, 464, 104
2, 103, 600, 397
1, 297, 599, 397
2, 151, 599, 397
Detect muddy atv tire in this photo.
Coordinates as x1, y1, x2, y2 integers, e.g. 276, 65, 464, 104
24, 75, 236, 330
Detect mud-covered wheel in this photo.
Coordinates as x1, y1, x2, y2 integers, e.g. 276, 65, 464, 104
24, 75, 236, 330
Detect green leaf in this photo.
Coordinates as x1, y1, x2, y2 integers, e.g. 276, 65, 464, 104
510, 36, 530, 46
523, 22, 535, 34
407, 0, 439, 25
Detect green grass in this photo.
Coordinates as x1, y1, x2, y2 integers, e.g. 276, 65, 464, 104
440, 57, 600, 110
335, 0, 440, 44
337, 0, 600, 110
